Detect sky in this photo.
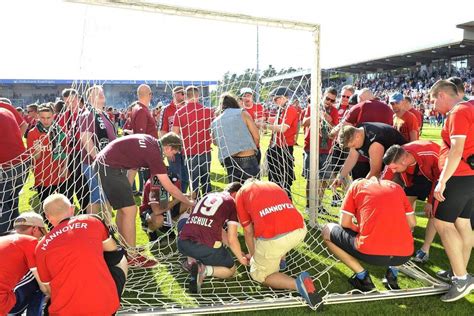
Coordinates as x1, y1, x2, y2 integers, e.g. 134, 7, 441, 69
1, 0, 473, 81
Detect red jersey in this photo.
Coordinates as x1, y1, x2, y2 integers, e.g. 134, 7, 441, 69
27, 127, 67, 187
272, 105, 299, 147
140, 179, 159, 213
244, 103, 265, 121
0, 234, 38, 315
0, 102, 25, 126
341, 178, 414, 256
382, 140, 441, 204
235, 181, 304, 239
345, 100, 394, 126
36, 216, 119, 316
0, 108, 26, 165
409, 108, 423, 130
158, 102, 178, 133
393, 110, 419, 142
57, 109, 81, 152
131, 102, 158, 137
439, 100, 474, 176
180, 192, 239, 248
337, 104, 349, 120
303, 105, 339, 153
173, 102, 214, 155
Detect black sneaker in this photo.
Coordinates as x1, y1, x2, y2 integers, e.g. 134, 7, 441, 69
348, 273, 375, 292
148, 231, 159, 242
382, 269, 400, 290
437, 269, 453, 282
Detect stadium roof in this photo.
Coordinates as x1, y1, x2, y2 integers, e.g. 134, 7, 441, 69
0, 79, 218, 85
329, 21, 474, 73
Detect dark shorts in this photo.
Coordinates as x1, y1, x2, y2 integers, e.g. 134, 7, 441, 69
177, 238, 234, 268
95, 164, 135, 209
329, 225, 411, 266
404, 174, 432, 201
351, 161, 370, 180
434, 176, 474, 223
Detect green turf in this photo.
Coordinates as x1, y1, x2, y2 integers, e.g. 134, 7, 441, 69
18, 124, 473, 315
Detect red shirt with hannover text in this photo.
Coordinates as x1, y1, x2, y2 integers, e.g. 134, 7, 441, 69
36, 215, 119, 316
341, 178, 414, 256
235, 181, 304, 239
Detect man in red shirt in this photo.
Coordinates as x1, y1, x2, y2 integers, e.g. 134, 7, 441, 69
389, 92, 419, 142
178, 182, 249, 293
95, 132, 195, 267
24, 104, 39, 137
259, 87, 299, 198
0, 101, 28, 134
382, 141, 441, 263
0, 212, 47, 315
323, 178, 415, 291
131, 84, 158, 137
429, 80, 474, 302
159, 86, 188, 191
37, 194, 127, 316
405, 96, 423, 135
234, 180, 322, 308
0, 108, 29, 233
240, 88, 265, 163
172, 86, 214, 196
337, 85, 355, 120
27, 104, 68, 206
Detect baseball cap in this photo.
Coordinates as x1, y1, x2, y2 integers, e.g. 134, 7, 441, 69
13, 212, 46, 229
240, 87, 254, 96
389, 92, 404, 104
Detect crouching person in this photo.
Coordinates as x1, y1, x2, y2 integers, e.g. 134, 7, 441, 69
323, 177, 416, 291
178, 182, 249, 294
234, 179, 322, 308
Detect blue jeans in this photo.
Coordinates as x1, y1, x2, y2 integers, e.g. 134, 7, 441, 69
223, 155, 260, 183
168, 152, 189, 192
81, 163, 104, 204
9, 271, 45, 316
0, 162, 29, 234
186, 153, 212, 196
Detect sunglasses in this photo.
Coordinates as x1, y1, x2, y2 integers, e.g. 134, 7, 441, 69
325, 96, 336, 103
341, 95, 351, 99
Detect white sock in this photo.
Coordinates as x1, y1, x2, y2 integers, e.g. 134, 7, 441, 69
205, 265, 214, 277
453, 274, 467, 280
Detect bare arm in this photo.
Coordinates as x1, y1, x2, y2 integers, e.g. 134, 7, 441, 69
367, 142, 385, 178
243, 223, 256, 256
434, 137, 465, 201
227, 223, 248, 266
31, 269, 50, 296
409, 130, 419, 142
340, 212, 359, 233
20, 121, 28, 135
80, 131, 97, 159
157, 174, 194, 207
406, 214, 416, 230
171, 126, 180, 136
339, 148, 360, 178
242, 111, 260, 147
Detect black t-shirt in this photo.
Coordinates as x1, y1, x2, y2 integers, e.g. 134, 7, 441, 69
357, 122, 407, 158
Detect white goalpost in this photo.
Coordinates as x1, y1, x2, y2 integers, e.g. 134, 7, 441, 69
0, 0, 449, 314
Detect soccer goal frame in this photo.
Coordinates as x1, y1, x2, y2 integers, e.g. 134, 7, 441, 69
65, 1, 449, 314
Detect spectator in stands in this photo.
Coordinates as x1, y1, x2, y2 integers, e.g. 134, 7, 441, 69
172, 86, 214, 196
240, 88, 265, 163
382, 141, 441, 264
159, 86, 188, 191
0, 107, 29, 233
178, 182, 249, 294
259, 87, 299, 198
94, 133, 195, 267
389, 92, 419, 142
429, 80, 474, 302
0, 212, 48, 316
27, 103, 68, 206
323, 177, 415, 291
211, 93, 260, 183
59, 88, 90, 212
332, 123, 406, 188
37, 194, 127, 315
234, 179, 322, 308
79, 85, 116, 214
336, 88, 394, 179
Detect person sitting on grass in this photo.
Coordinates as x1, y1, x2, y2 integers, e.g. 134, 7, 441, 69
323, 177, 416, 292
177, 182, 249, 294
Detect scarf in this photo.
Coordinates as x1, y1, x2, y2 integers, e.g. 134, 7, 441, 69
91, 108, 116, 151
36, 121, 67, 160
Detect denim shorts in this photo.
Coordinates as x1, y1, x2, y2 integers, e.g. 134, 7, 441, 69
82, 163, 104, 204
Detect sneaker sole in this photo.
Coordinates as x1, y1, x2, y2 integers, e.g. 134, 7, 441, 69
348, 277, 375, 292
440, 283, 474, 302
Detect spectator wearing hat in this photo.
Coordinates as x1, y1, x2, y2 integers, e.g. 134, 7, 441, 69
389, 92, 419, 143
211, 93, 260, 183
159, 86, 189, 191
0, 212, 48, 316
258, 86, 299, 198
240, 88, 265, 163
172, 86, 215, 197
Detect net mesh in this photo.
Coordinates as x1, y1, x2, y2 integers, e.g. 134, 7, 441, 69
1, 6, 444, 314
